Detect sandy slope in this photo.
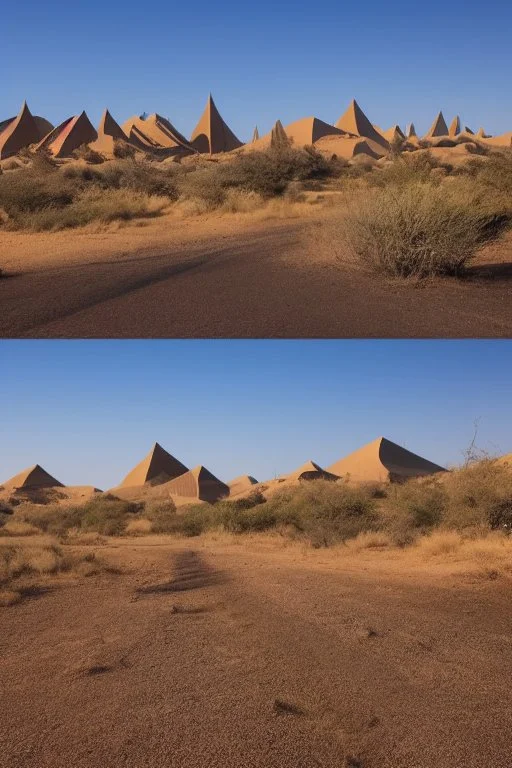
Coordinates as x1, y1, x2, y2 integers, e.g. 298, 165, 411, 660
1, 537, 511, 768
1, 210, 512, 338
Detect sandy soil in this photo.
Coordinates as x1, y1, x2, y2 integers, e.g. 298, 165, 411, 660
1, 535, 511, 768
1, 209, 512, 338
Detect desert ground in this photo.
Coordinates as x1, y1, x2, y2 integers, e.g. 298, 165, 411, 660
1, 533, 511, 768
2, 205, 512, 338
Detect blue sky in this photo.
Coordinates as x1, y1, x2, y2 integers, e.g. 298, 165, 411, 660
1, 341, 511, 489
4, 1, 512, 141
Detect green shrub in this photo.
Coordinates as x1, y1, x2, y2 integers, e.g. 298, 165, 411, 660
142, 500, 178, 533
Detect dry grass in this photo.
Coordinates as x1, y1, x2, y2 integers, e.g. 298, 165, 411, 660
0, 520, 39, 537
0, 539, 118, 606
338, 182, 496, 278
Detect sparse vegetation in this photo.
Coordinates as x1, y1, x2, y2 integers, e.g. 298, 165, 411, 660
338, 181, 501, 278
0, 542, 116, 606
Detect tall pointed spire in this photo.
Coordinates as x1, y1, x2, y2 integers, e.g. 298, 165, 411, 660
252, 126, 260, 142
425, 111, 449, 138
335, 99, 388, 148
0, 101, 40, 159
118, 443, 189, 488
190, 94, 242, 154
448, 115, 460, 136
270, 119, 289, 148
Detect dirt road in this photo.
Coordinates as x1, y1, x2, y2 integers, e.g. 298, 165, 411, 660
1, 539, 511, 767
2, 216, 512, 337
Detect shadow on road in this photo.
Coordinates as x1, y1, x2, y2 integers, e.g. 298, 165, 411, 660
136, 550, 224, 595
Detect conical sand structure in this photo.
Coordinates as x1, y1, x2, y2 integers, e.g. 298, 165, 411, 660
270, 119, 289, 148
99, 109, 126, 140
464, 126, 474, 135
166, 465, 229, 503
252, 126, 260, 142
425, 111, 449, 138
122, 114, 193, 153
0, 101, 41, 159
89, 109, 128, 156
117, 443, 188, 488
190, 94, 242, 154
228, 475, 259, 496
335, 99, 388, 149
286, 460, 339, 482
449, 116, 461, 136
406, 123, 417, 138
327, 437, 446, 483
284, 117, 344, 146
476, 127, 489, 139
37, 111, 98, 157
1, 464, 64, 490
383, 124, 405, 143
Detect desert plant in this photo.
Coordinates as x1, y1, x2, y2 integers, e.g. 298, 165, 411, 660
340, 182, 496, 278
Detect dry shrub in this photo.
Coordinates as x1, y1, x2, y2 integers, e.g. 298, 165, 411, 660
442, 460, 512, 531
0, 520, 39, 537
72, 145, 105, 165
340, 182, 496, 278
125, 518, 153, 535
0, 542, 119, 605
379, 477, 447, 545
17, 496, 142, 536
343, 531, 392, 551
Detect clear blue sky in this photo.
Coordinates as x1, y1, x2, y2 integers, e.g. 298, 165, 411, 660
4, 1, 512, 141
1, 341, 511, 489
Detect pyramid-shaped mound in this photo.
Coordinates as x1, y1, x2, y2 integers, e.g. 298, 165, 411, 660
191, 94, 242, 154
287, 460, 339, 482
252, 126, 260, 142
406, 123, 417, 138
270, 119, 289, 148
118, 443, 188, 488
0, 101, 41, 159
327, 437, 446, 483
425, 111, 449, 138
1, 464, 64, 491
335, 99, 388, 149
228, 474, 259, 496
476, 127, 490, 139
123, 114, 193, 153
166, 465, 229, 503
383, 124, 405, 143
37, 111, 98, 157
284, 117, 344, 147
99, 108, 126, 140
89, 109, 129, 156
449, 116, 461, 136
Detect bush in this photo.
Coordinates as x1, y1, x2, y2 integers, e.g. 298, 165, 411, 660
340, 182, 496, 278
17, 496, 141, 536
379, 479, 448, 545
0, 158, 178, 231
142, 500, 178, 533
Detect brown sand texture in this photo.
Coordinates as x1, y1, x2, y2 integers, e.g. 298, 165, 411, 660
166, 465, 230, 503
327, 437, 447, 483
228, 474, 259, 497
36, 111, 98, 157
285, 459, 339, 482
116, 443, 189, 489
335, 99, 389, 149
1, 464, 64, 490
425, 111, 449, 138
191, 94, 242, 154
0, 101, 45, 159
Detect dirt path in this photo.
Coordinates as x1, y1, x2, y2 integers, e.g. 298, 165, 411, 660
1, 540, 511, 767
1, 214, 512, 337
